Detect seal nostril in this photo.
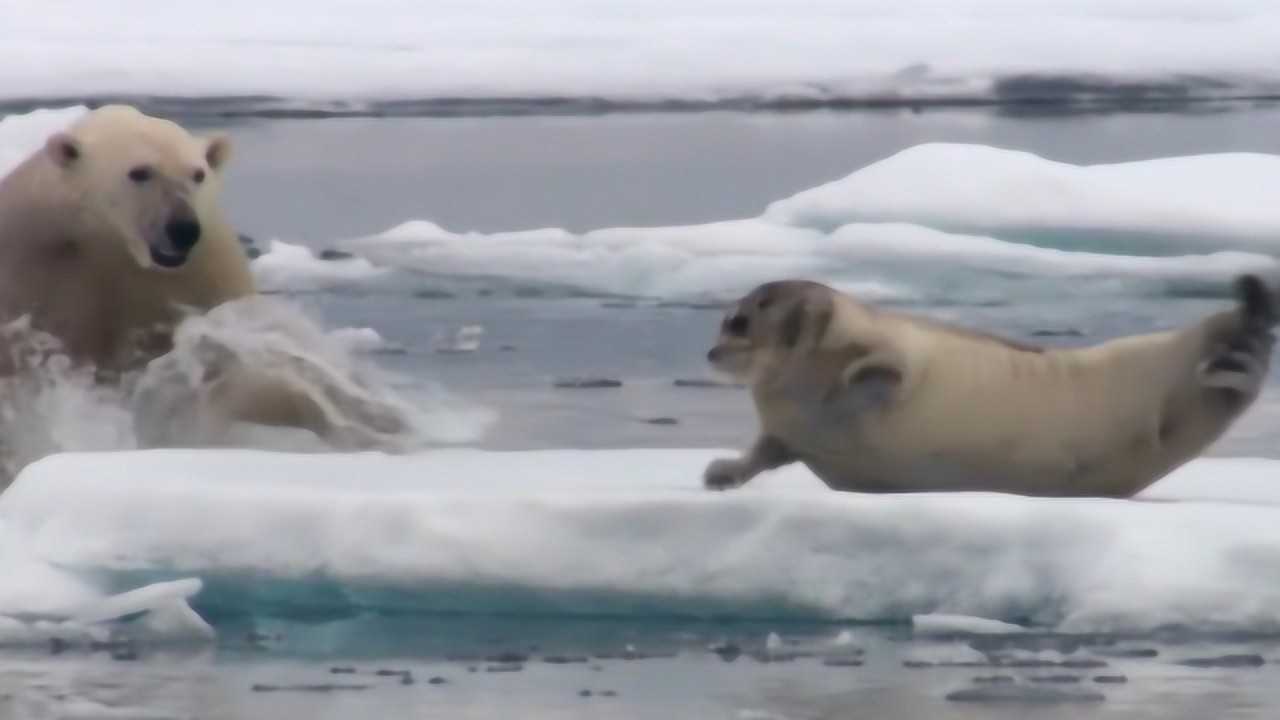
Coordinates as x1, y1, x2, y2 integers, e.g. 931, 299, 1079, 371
726, 314, 749, 336
165, 219, 201, 251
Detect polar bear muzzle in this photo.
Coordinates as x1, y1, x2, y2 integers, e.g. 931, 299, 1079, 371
149, 205, 202, 269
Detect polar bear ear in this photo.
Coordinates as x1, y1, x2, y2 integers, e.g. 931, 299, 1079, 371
204, 134, 232, 171
45, 132, 82, 168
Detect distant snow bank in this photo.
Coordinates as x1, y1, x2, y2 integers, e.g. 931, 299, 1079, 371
2, 1, 1279, 104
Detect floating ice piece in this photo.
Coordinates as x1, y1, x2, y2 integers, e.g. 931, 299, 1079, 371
252, 239, 391, 294
766, 144, 1280, 248
765, 632, 784, 651
913, 613, 1029, 636
351, 217, 1274, 302
328, 326, 406, 355
0, 578, 212, 649
433, 325, 485, 354
3, 449, 1280, 633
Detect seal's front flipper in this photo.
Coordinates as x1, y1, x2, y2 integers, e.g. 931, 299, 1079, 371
703, 457, 751, 491
703, 435, 796, 491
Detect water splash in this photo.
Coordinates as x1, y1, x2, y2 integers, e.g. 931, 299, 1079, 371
0, 296, 496, 487
0, 318, 136, 484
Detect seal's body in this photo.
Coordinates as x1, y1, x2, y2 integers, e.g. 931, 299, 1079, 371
704, 277, 1276, 498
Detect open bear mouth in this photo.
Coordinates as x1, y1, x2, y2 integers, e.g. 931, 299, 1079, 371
149, 247, 189, 269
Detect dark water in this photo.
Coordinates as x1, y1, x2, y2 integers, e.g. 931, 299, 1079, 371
7, 624, 1280, 719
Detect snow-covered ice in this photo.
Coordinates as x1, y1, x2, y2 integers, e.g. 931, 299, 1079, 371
0, 525, 210, 649
328, 326, 405, 355
353, 219, 869, 301
349, 215, 1279, 303
433, 324, 485, 354
335, 140, 1280, 301
250, 239, 391, 294
347, 168, 1280, 301
766, 143, 1280, 247
912, 614, 1029, 636
2, 1, 1280, 106
2, 448, 1280, 635
0, 105, 88, 177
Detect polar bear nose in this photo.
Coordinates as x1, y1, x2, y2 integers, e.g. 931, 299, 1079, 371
165, 219, 202, 251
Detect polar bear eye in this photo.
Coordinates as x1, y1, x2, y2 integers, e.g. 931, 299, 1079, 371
128, 166, 153, 183
193, 168, 206, 184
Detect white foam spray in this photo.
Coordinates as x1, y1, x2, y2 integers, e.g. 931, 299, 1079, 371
0, 297, 495, 488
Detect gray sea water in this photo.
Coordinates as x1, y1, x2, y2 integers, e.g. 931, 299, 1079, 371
7, 104, 1280, 719
8, 622, 1280, 720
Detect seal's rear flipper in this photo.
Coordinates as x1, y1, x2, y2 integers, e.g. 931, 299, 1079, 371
1198, 274, 1278, 397
1235, 274, 1279, 329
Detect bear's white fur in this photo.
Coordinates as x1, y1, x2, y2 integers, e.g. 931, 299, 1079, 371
0, 106, 420, 485
0, 104, 254, 375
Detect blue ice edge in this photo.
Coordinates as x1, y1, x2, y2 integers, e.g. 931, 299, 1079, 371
84, 568, 866, 625
73, 569, 910, 658
75, 568, 1280, 662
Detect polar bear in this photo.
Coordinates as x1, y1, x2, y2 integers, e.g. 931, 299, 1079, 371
0, 104, 254, 376
0, 106, 424, 483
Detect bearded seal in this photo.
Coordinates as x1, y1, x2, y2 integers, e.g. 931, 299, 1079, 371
703, 276, 1276, 498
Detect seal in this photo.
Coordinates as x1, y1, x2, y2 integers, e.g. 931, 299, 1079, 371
703, 276, 1277, 498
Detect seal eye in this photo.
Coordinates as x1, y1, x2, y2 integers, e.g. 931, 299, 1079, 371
726, 314, 750, 336
758, 297, 774, 310
193, 168, 206, 184
128, 166, 153, 183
